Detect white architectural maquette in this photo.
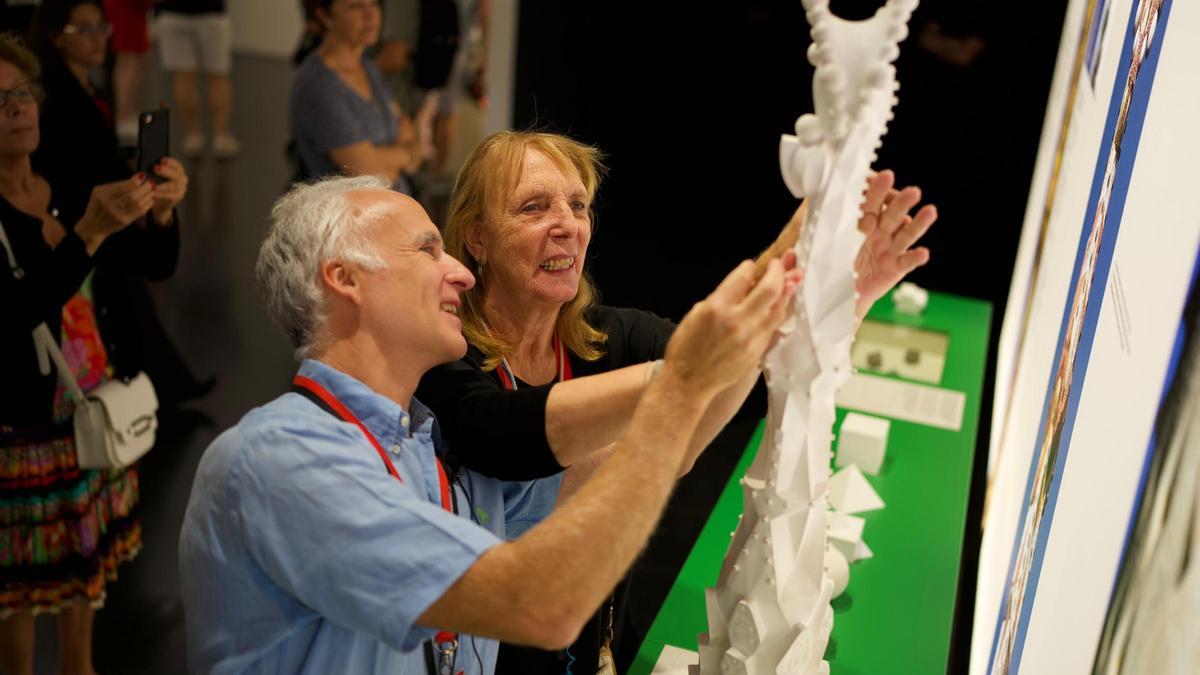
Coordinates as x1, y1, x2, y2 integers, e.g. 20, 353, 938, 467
696, 1, 918, 673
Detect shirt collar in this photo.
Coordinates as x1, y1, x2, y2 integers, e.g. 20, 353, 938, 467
298, 359, 433, 449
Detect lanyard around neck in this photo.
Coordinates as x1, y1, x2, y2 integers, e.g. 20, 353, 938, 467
292, 374, 462, 667
496, 333, 574, 391
291, 375, 453, 514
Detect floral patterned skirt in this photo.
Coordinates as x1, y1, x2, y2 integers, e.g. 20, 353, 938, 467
0, 424, 141, 618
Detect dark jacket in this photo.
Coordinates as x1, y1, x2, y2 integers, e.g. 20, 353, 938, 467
32, 54, 129, 192
26, 52, 198, 413
0, 182, 179, 429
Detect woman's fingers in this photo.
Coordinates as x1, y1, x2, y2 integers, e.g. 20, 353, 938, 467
891, 204, 938, 253
895, 246, 932, 274
862, 170, 894, 216
155, 157, 185, 181
880, 185, 921, 235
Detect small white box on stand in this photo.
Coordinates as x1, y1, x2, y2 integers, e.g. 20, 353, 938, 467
892, 281, 929, 315
835, 412, 890, 475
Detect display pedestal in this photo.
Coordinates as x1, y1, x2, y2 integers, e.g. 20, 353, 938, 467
629, 290, 991, 675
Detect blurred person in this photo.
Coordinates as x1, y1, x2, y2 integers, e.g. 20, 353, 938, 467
29, 0, 212, 410
373, 0, 411, 79
28, 0, 122, 188
410, 0, 487, 176
102, 0, 152, 144
179, 175, 796, 674
292, 0, 425, 194
155, 0, 238, 158
0, 34, 187, 675
416, 131, 937, 673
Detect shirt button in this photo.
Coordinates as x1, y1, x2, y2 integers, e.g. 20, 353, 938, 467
400, 414, 410, 428
390, 444, 402, 455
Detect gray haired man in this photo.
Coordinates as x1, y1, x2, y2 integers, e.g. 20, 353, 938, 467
179, 175, 795, 674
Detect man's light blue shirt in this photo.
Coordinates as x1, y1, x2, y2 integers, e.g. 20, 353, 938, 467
179, 359, 547, 674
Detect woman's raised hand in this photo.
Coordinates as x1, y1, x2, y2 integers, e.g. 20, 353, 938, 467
150, 157, 189, 226
74, 174, 154, 255
853, 170, 937, 317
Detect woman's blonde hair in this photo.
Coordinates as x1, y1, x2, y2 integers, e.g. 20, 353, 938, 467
444, 131, 609, 370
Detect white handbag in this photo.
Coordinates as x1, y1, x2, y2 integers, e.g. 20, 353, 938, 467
37, 322, 159, 469
71, 372, 159, 469
2, 218, 159, 469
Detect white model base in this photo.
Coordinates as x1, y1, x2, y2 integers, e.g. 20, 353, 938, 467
836, 412, 890, 475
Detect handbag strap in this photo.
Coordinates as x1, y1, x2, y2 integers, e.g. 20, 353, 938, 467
34, 323, 87, 402
0, 216, 89, 402
0, 215, 23, 280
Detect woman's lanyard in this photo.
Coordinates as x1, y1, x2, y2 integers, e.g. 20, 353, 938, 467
495, 333, 573, 390
290, 375, 462, 675
495, 337, 623, 670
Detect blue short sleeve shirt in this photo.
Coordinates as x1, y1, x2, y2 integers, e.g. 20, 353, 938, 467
179, 360, 548, 674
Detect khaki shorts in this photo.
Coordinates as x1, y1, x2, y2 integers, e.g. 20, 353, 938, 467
156, 12, 232, 75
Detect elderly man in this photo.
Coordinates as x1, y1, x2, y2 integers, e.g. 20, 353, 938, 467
178, 175, 796, 674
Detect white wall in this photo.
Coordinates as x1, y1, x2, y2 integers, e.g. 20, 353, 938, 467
484, 0, 517, 134
229, 0, 305, 60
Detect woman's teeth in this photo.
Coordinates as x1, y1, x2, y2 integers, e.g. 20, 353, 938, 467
440, 304, 458, 314
540, 257, 574, 271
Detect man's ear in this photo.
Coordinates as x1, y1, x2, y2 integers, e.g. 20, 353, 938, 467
321, 259, 363, 305
463, 224, 487, 266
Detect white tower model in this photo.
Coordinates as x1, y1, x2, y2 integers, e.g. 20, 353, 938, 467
697, 1, 918, 674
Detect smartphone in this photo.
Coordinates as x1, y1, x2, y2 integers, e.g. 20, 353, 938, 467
136, 109, 170, 184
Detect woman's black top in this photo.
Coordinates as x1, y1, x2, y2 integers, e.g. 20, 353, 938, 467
417, 305, 676, 480
0, 184, 179, 429
417, 306, 673, 674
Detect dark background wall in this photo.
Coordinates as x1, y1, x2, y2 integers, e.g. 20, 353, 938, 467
511, 1, 1070, 671
513, 0, 1067, 323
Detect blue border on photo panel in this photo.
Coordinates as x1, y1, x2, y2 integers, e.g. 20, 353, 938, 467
986, 0, 1175, 672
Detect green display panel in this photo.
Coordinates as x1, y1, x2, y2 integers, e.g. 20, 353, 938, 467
630, 291, 991, 675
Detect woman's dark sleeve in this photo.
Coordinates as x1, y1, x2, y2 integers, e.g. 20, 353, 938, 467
604, 305, 765, 419
417, 358, 564, 481
92, 215, 181, 282
4, 230, 94, 333
601, 306, 676, 363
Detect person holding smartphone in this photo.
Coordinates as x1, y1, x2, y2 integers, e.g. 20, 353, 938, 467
30, 0, 212, 412
0, 32, 191, 675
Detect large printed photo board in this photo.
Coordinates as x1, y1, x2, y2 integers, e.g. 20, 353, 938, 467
973, 0, 1200, 673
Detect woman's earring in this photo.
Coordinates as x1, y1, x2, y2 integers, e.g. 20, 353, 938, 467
477, 259, 486, 281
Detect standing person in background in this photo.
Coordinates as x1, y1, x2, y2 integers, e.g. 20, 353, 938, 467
292, 0, 425, 195
29, 0, 125, 187
411, 0, 485, 176
30, 0, 211, 411
155, 0, 239, 159
101, 0, 151, 144
0, 34, 188, 675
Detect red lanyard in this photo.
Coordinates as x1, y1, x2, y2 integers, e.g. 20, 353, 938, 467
495, 334, 574, 390
291, 375, 454, 521
293, 374, 463, 668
